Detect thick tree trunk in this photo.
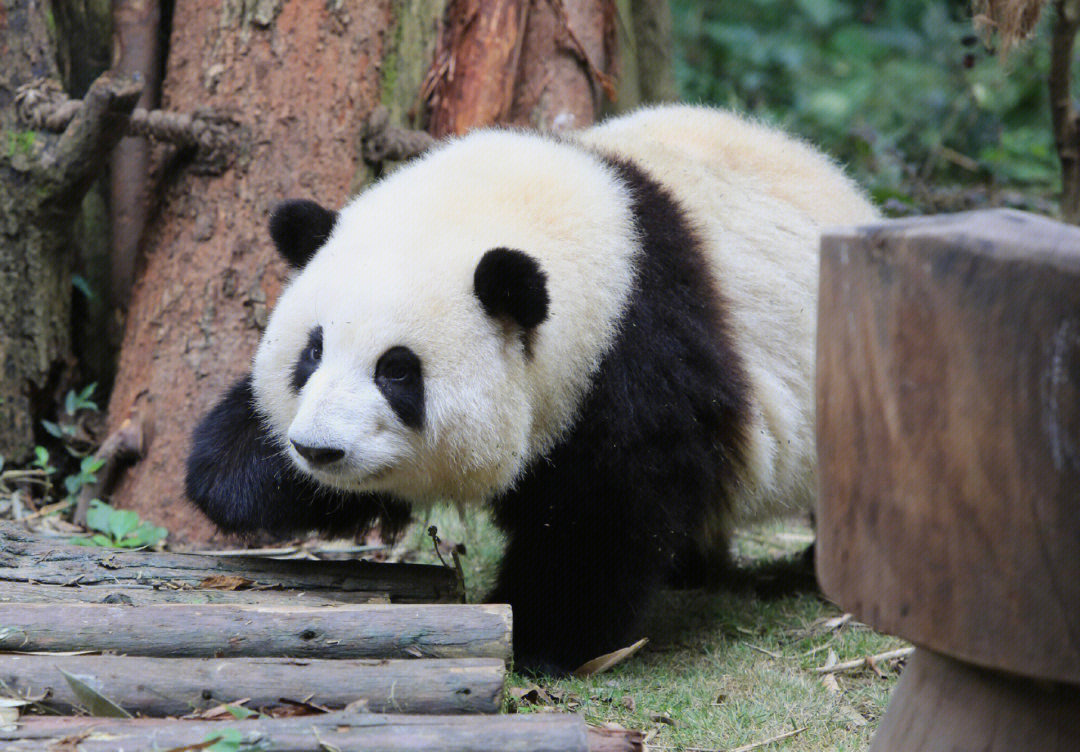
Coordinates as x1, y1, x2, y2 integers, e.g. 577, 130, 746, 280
106, 0, 394, 543
1052, 0, 1080, 222
0, 1, 138, 462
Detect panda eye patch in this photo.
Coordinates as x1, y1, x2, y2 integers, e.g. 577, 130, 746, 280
290, 326, 323, 392
375, 346, 423, 428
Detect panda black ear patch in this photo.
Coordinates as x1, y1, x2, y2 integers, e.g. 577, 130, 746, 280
269, 199, 338, 269
474, 248, 549, 330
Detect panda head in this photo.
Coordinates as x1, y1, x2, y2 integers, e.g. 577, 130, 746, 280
249, 195, 550, 504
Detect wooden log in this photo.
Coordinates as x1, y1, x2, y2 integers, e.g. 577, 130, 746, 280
817, 210, 1080, 685
0, 655, 503, 716
0, 603, 512, 660
869, 649, 1080, 751
0, 580, 387, 607
0, 523, 459, 604
0, 712, 645, 752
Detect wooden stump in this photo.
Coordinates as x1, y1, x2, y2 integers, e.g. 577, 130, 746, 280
817, 210, 1080, 750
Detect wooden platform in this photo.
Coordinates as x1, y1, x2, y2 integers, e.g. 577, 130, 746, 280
817, 210, 1080, 750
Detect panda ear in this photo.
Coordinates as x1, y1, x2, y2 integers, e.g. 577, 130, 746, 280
473, 248, 549, 330
269, 199, 338, 269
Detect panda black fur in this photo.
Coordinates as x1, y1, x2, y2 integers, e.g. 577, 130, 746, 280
186, 105, 877, 675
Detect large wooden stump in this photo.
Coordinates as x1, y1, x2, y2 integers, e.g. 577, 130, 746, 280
817, 210, 1080, 750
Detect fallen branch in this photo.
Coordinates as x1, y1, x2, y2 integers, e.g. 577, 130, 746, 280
15, 78, 242, 174
0, 712, 644, 751
726, 727, 808, 752
0, 522, 459, 604
0, 654, 503, 716
813, 646, 915, 674
0, 602, 512, 660
72, 417, 145, 527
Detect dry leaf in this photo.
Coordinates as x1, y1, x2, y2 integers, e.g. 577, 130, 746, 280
573, 637, 648, 677
820, 673, 841, 694
59, 668, 132, 718
184, 698, 252, 720
650, 712, 676, 727
344, 698, 370, 713
0, 704, 20, 725
199, 575, 254, 590
619, 695, 636, 712
840, 704, 869, 727
823, 614, 852, 630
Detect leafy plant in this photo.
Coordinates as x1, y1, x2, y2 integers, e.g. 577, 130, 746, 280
64, 456, 105, 497
670, 0, 1065, 213
71, 500, 167, 549
42, 383, 99, 451
31, 446, 55, 475
201, 728, 270, 752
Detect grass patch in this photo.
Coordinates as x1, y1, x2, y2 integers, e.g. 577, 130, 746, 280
400, 509, 906, 750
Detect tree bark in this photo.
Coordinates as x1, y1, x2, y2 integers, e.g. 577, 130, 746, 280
0, 713, 644, 752
0, 521, 460, 604
0, 602, 512, 659
0, 654, 504, 715
105, 0, 396, 543
507, 0, 618, 131
1052, 0, 1080, 222
0, 2, 138, 462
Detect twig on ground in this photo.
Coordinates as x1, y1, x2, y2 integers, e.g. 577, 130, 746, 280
727, 727, 809, 752
813, 646, 914, 674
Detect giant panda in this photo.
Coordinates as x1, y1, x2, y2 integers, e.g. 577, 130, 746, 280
186, 105, 877, 675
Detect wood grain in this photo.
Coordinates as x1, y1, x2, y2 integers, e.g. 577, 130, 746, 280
0, 602, 512, 660
869, 649, 1080, 751
0, 654, 503, 715
0, 712, 639, 752
817, 209, 1080, 683
0, 522, 459, 604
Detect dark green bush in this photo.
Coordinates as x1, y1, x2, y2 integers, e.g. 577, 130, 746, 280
671, 0, 1065, 213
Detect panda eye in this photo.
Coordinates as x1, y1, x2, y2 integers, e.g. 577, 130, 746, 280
375, 347, 420, 383
290, 326, 323, 393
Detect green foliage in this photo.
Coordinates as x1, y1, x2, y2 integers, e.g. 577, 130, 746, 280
42, 383, 99, 444
6, 130, 36, 158
71, 499, 168, 549
200, 728, 269, 752
671, 0, 1065, 211
71, 274, 95, 299
32, 446, 55, 475
64, 455, 105, 497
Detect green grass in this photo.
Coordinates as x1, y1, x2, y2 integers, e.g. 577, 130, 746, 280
398, 509, 907, 750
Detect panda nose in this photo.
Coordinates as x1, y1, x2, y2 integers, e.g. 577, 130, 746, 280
291, 441, 346, 467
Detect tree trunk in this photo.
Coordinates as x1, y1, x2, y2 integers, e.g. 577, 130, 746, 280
106, 0, 670, 543
0, 1, 138, 463
1051, 0, 1080, 223
105, 0, 395, 543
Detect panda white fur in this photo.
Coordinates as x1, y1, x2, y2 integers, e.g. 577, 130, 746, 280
186, 105, 878, 674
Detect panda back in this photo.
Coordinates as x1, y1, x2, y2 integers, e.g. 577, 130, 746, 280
576, 106, 878, 521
